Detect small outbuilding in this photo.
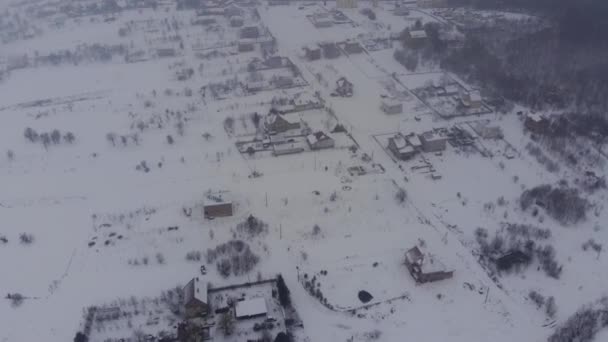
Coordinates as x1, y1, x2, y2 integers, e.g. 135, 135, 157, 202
203, 191, 233, 218
381, 98, 403, 115
235, 297, 267, 320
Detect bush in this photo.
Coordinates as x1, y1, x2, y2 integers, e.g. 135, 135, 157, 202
546, 296, 557, 318
24, 127, 39, 142
237, 215, 268, 238
74, 332, 88, 342
312, 224, 321, 236
185, 251, 201, 261
19, 233, 34, 244
8, 293, 24, 307
548, 306, 606, 342
395, 188, 407, 203
529, 290, 545, 308
520, 184, 587, 225
156, 253, 165, 264
217, 258, 231, 278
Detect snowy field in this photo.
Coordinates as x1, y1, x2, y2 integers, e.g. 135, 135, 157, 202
1, 1, 607, 342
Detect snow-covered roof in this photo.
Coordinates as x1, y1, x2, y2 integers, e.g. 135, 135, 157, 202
469, 90, 482, 102
204, 191, 232, 205
382, 98, 402, 107
420, 130, 447, 142
184, 277, 208, 305
527, 112, 545, 122
391, 135, 407, 150
235, 297, 267, 318
406, 134, 422, 147
306, 131, 332, 145
409, 30, 427, 39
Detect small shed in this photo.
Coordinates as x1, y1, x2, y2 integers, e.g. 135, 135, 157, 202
203, 191, 233, 218
419, 130, 447, 152
381, 98, 403, 115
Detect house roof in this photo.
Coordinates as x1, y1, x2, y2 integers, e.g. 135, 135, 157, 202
406, 134, 422, 147
184, 277, 208, 305
235, 297, 267, 318
420, 130, 447, 142
469, 90, 482, 102
390, 135, 407, 150
409, 30, 427, 39
527, 112, 546, 123
406, 246, 451, 274
307, 131, 332, 145
204, 191, 232, 205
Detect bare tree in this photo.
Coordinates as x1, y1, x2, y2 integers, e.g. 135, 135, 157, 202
24, 127, 39, 142
63, 132, 75, 144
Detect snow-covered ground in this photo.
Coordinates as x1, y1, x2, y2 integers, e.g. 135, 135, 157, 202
1, 2, 607, 342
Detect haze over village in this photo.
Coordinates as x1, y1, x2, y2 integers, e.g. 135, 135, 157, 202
1, 0, 608, 341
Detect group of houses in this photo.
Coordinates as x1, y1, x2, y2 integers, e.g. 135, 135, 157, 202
181, 276, 285, 341
263, 112, 336, 155
387, 129, 448, 160
303, 39, 364, 61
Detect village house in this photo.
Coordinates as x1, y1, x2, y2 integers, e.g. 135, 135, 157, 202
311, 12, 334, 28
337, 0, 358, 8
306, 131, 335, 150
524, 112, 549, 134
156, 48, 177, 58
320, 42, 341, 59
203, 191, 233, 218
238, 39, 256, 52
303, 45, 322, 61
240, 26, 260, 39
272, 75, 294, 89
263, 56, 286, 69
229, 15, 244, 27
265, 113, 301, 134
460, 90, 483, 108
343, 40, 364, 54
393, 6, 410, 16
419, 130, 448, 152
405, 133, 422, 150
388, 134, 417, 160
273, 141, 306, 156
417, 0, 448, 8
472, 122, 503, 139
291, 91, 323, 112
404, 246, 454, 284
381, 98, 403, 115
184, 277, 209, 318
